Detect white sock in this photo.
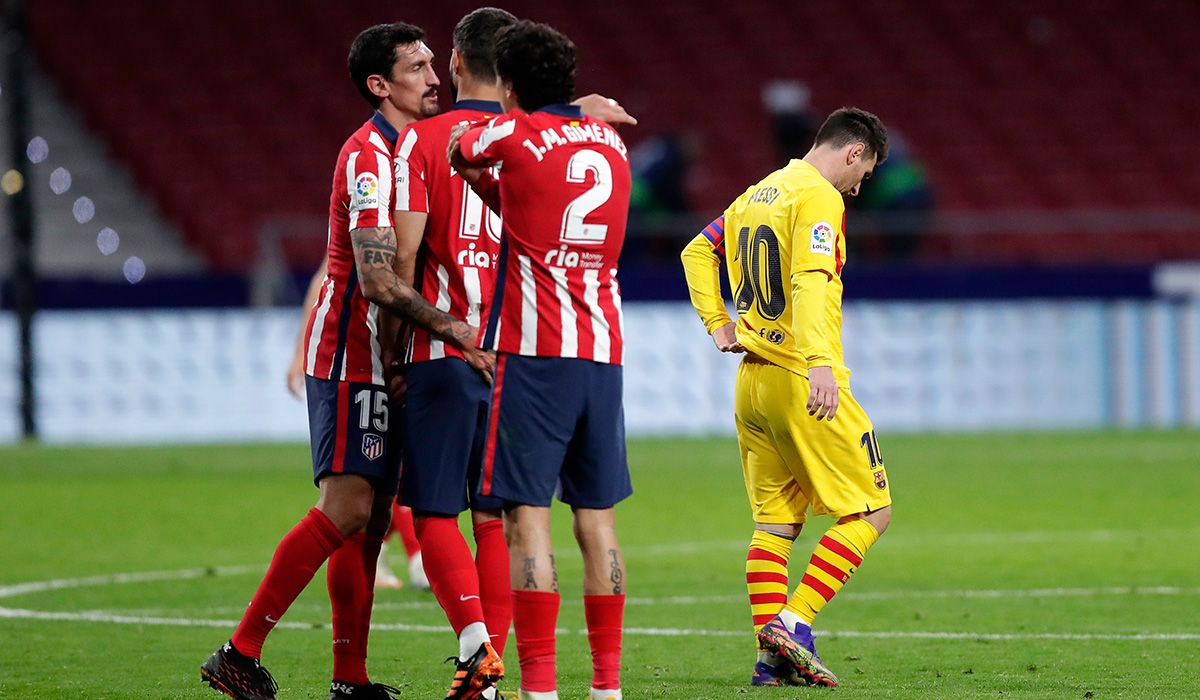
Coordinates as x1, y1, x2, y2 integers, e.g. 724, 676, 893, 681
778, 608, 809, 630
480, 688, 496, 700
589, 689, 622, 700
459, 621, 490, 661
518, 690, 559, 700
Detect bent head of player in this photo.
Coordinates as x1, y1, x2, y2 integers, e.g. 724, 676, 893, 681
493, 20, 576, 113
449, 7, 518, 99
809, 107, 889, 196
348, 22, 440, 120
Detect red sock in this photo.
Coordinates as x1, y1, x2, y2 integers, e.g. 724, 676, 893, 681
414, 515, 484, 634
473, 518, 511, 656
584, 594, 624, 690
231, 508, 344, 659
327, 532, 382, 685
512, 590, 559, 693
392, 503, 420, 557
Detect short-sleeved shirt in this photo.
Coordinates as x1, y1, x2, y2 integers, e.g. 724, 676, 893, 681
710, 159, 849, 381
458, 106, 632, 365
394, 100, 503, 364
304, 112, 397, 385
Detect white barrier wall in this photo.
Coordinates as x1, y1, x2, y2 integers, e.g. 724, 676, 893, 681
0, 300, 1198, 444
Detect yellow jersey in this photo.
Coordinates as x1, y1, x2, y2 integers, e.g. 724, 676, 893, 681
682, 159, 850, 382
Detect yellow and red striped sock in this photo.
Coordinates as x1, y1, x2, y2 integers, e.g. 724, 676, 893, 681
746, 530, 793, 642
785, 518, 879, 624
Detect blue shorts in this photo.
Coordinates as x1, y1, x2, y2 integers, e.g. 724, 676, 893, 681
481, 355, 631, 509
399, 358, 504, 516
306, 375, 398, 489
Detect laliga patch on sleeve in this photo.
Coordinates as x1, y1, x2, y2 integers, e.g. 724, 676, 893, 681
392, 158, 408, 189
352, 172, 379, 210
810, 221, 834, 256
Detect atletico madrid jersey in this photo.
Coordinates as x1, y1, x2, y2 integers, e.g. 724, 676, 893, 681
458, 105, 631, 364
304, 112, 397, 385
394, 99, 503, 364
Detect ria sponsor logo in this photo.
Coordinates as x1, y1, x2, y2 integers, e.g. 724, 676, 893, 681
544, 244, 605, 269
458, 242, 495, 269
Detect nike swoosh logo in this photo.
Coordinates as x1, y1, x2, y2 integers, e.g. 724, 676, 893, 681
265, 615, 278, 624
459, 595, 480, 601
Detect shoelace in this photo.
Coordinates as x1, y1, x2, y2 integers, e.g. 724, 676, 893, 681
251, 661, 279, 694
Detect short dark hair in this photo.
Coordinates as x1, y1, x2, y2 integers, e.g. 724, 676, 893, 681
814, 107, 889, 163
453, 8, 518, 82
494, 20, 576, 112
347, 22, 425, 108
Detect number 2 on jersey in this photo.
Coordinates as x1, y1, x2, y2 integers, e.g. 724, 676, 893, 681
560, 149, 612, 245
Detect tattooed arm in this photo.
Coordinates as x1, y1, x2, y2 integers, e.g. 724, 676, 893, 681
351, 226, 495, 381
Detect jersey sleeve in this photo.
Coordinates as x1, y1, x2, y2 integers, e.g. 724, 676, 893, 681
699, 215, 726, 256
347, 145, 394, 229
681, 215, 730, 334
790, 188, 844, 368
475, 170, 502, 214
393, 126, 428, 214
790, 187, 845, 278
458, 114, 519, 168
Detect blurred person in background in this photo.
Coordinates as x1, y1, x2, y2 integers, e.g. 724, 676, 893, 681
847, 131, 934, 261
680, 107, 893, 689
763, 80, 820, 166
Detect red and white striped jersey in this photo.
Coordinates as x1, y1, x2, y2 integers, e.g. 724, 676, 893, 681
304, 112, 398, 385
459, 106, 631, 365
394, 100, 503, 364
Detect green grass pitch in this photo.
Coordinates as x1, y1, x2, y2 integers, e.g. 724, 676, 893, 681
1, 431, 1198, 699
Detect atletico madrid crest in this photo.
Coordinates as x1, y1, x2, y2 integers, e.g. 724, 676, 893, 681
362, 433, 384, 461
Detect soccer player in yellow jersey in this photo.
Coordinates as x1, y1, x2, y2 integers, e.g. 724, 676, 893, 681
680, 107, 892, 688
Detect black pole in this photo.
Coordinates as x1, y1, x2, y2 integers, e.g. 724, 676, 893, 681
4, 0, 37, 440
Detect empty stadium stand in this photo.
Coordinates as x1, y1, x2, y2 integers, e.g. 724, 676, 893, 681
28, 0, 1200, 268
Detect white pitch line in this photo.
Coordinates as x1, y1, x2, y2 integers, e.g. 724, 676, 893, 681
4, 566, 1197, 613
626, 527, 1200, 556
0, 565, 259, 600
88, 584, 1200, 619
2, 606, 1196, 642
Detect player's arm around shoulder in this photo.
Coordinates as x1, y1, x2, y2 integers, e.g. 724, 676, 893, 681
450, 113, 519, 174
681, 214, 743, 353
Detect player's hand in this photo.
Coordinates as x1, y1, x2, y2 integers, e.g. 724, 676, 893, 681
387, 372, 407, 404
447, 124, 474, 173
806, 365, 839, 421
384, 350, 407, 403
454, 324, 496, 384
573, 94, 638, 126
711, 322, 745, 353
286, 350, 305, 399
463, 347, 496, 385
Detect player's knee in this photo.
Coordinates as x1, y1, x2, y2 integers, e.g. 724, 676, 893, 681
848, 505, 891, 536
755, 522, 801, 540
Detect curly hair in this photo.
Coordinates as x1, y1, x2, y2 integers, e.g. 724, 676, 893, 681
814, 107, 889, 163
494, 20, 576, 112
347, 23, 425, 108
